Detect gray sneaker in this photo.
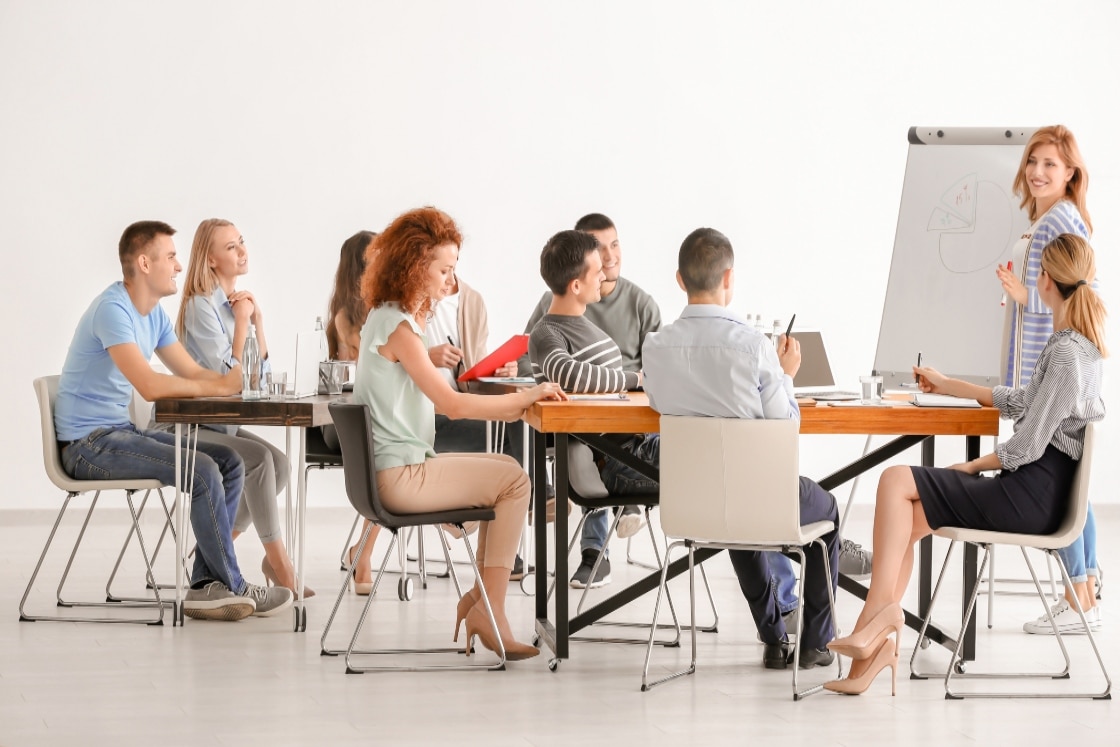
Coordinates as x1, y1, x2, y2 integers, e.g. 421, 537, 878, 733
242, 582, 294, 618
839, 538, 872, 579
183, 580, 256, 621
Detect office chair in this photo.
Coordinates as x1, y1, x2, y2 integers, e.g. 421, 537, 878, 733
21, 376, 169, 625
319, 402, 505, 672
910, 422, 1111, 699
641, 416, 840, 700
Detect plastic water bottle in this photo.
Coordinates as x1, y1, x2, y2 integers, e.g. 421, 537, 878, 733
772, 319, 783, 349
241, 324, 262, 401
314, 316, 328, 361
754, 314, 765, 332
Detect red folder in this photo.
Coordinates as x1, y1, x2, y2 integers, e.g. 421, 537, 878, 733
457, 334, 530, 382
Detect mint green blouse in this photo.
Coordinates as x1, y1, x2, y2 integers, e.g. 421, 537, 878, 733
352, 303, 436, 470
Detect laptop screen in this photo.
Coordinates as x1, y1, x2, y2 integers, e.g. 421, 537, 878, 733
292, 331, 322, 397
765, 330, 835, 390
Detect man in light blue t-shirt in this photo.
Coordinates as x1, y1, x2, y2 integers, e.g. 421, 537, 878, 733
55, 220, 292, 621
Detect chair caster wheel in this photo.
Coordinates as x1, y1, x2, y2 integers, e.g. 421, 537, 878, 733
954, 661, 967, 674
920, 638, 931, 649
398, 577, 414, 601
532, 634, 540, 647
548, 658, 560, 672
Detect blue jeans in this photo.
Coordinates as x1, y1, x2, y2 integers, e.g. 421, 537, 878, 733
1057, 503, 1098, 584
61, 425, 247, 593
728, 476, 839, 649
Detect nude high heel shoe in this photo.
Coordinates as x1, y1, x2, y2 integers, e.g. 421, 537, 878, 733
827, 603, 904, 659
823, 638, 898, 696
463, 606, 539, 661
262, 557, 316, 598
346, 546, 372, 596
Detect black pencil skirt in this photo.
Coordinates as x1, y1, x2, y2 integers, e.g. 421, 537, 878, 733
911, 445, 1078, 536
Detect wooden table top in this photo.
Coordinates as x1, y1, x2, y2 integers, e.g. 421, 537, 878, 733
523, 391, 1000, 437
152, 394, 342, 428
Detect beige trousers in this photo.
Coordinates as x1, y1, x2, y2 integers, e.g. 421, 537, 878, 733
376, 452, 529, 570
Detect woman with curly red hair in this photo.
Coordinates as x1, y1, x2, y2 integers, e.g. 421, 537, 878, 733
349, 206, 565, 661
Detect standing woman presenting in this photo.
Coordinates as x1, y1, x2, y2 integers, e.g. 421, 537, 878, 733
351, 206, 565, 660
177, 218, 309, 596
995, 125, 1099, 633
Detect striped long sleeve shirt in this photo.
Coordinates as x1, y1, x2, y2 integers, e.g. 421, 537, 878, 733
993, 329, 1104, 471
1004, 200, 1089, 387
528, 314, 641, 393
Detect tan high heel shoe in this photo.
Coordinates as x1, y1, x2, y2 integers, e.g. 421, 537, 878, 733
346, 546, 372, 596
824, 637, 898, 696
453, 589, 480, 642
261, 557, 316, 598
463, 605, 539, 661
827, 603, 903, 659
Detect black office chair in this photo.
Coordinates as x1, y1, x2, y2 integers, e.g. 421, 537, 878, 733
319, 402, 506, 672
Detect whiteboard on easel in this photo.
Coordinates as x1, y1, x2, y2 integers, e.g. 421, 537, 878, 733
873, 126, 1036, 388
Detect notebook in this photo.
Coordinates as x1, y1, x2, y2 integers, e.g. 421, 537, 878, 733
766, 330, 860, 400
913, 393, 981, 408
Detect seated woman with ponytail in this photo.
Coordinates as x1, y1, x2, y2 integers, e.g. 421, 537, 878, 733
824, 233, 1107, 696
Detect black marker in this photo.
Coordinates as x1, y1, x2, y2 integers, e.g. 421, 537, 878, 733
784, 314, 796, 338
915, 351, 922, 383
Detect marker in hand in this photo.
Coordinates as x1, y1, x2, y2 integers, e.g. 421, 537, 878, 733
1000, 261, 1013, 307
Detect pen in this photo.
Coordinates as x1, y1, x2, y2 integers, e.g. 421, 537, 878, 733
1000, 261, 1012, 307
447, 336, 463, 377
784, 313, 796, 338
914, 351, 922, 383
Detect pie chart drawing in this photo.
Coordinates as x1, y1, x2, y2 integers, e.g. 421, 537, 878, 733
928, 173, 1014, 274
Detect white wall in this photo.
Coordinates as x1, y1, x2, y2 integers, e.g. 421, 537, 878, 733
3, 0, 1118, 509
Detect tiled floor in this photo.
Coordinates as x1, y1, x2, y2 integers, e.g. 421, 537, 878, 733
1, 504, 1115, 745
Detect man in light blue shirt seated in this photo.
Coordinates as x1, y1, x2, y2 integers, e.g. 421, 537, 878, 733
55, 220, 292, 621
641, 227, 840, 670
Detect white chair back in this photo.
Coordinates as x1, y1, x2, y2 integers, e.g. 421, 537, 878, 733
35, 375, 159, 493
659, 415, 801, 545
35, 375, 78, 492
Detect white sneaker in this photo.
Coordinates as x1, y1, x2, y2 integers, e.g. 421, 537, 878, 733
615, 505, 645, 539
1023, 600, 1102, 635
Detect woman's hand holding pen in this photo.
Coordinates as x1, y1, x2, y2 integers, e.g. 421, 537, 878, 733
996, 263, 1027, 306
913, 365, 949, 394
429, 342, 463, 371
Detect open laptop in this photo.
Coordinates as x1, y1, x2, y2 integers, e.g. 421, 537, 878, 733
291, 330, 322, 398
766, 330, 859, 400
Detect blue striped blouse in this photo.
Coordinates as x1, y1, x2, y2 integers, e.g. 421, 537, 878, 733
1004, 200, 1089, 387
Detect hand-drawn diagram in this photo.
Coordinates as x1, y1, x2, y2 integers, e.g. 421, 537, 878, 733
928, 173, 1014, 273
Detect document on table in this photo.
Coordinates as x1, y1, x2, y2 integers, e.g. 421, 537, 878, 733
478, 376, 536, 384
826, 400, 914, 407
912, 393, 982, 408
566, 393, 630, 401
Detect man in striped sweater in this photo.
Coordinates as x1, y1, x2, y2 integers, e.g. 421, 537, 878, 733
528, 229, 651, 588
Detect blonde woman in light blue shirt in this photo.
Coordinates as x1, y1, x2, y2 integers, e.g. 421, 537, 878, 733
176, 219, 308, 597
